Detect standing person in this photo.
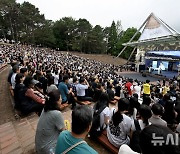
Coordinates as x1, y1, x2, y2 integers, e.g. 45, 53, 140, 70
143, 80, 150, 100
76, 77, 93, 102
107, 98, 132, 148
35, 90, 65, 154
133, 82, 141, 99
125, 79, 133, 97
55, 105, 98, 154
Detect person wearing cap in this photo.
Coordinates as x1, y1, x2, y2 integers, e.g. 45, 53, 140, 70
119, 144, 140, 154
18, 76, 45, 115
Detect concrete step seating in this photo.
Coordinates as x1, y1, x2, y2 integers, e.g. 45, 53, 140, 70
0, 113, 38, 154
97, 130, 119, 154
0, 64, 7, 72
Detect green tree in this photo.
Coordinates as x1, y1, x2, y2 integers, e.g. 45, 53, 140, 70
103, 27, 110, 54
108, 21, 118, 55
85, 25, 105, 54
116, 20, 123, 39
19, 1, 45, 44
116, 27, 141, 59
34, 20, 55, 48
53, 17, 76, 51
71, 18, 92, 52
0, 0, 20, 41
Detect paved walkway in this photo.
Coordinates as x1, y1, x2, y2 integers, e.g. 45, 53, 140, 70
0, 67, 38, 153
0, 114, 38, 154
0, 67, 15, 125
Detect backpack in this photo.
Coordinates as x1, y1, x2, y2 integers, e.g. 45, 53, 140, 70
130, 119, 142, 153
89, 104, 106, 138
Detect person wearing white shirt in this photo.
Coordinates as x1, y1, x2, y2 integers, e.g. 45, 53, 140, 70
53, 70, 59, 86
11, 65, 20, 90
133, 82, 141, 99
76, 77, 93, 102
107, 98, 132, 148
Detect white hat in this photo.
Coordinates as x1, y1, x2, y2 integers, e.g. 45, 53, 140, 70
118, 144, 140, 154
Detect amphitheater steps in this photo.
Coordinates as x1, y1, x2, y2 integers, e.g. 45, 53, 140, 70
0, 113, 38, 154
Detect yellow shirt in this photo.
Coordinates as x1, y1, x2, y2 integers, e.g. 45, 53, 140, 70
162, 86, 170, 95
143, 83, 150, 94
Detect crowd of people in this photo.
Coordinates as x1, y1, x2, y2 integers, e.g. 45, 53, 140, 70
1, 43, 180, 154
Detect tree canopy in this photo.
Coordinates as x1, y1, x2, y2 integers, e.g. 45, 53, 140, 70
0, 0, 140, 59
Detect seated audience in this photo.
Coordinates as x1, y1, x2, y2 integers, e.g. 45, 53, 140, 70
90, 92, 110, 138
55, 105, 97, 154
149, 103, 167, 127
93, 83, 103, 102
127, 96, 140, 119
11, 65, 20, 93
107, 98, 132, 148
58, 75, 72, 107
47, 76, 57, 94
131, 104, 152, 131
76, 77, 93, 102
162, 100, 177, 126
35, 90, 65, 154
18, 76, 45, 115
130, 104, 152, 153
20, 67, 28, 77
14, 73, 25, 111
107, 84, 120, 104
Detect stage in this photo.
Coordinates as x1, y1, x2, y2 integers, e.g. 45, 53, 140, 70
118, 70, 178, 83
151, 70, 178, 79
118, 72, 159, 82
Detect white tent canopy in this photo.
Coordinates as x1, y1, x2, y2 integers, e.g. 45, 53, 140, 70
139, 13, 178, 41
117, 13, 180, 59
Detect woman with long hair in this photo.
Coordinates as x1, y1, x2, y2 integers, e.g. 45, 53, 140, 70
107, 98, 132, 148
94, 92, 110, 129
35, 89, 65, 154
130, 104, 152, 153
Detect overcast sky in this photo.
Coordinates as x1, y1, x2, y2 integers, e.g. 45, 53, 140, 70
16, 0, 180, 32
